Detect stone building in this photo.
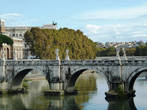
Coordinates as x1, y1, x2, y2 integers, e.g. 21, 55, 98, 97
0, 43, 13, 59
5, 26, 30, 59
0, 19, 5, 34
0, 19, 13, 59
0, 19, 57, 59
104, 41, 138, 48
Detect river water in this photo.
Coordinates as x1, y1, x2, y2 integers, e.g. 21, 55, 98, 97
0, 73, 147, 110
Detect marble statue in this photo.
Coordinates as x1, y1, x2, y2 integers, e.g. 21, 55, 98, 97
114, 43, 132, 65
55, 49, 60, 60
65, 49, 70, 60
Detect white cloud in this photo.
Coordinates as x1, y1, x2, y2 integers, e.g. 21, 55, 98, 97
133, 34, 147, 38
85, 24, 101, 34
84, 23, 147, 42
0, 13, 22, 19
0, 13, 38, 26
75, 2, 147, 42
77, 4, 147, 20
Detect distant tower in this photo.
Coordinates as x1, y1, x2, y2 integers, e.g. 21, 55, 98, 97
0, 19, 5, 34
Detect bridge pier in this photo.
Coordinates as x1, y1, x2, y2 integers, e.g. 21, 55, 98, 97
0, 82, 25, 94
0, 82, 8, 92
45, 50, 65, 95
50, 82, 64, 90
105, 81, 135, 100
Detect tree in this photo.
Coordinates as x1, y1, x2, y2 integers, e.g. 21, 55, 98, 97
0, 34, 13, 46
24, 28, 98, 59
99, 47, 115, 56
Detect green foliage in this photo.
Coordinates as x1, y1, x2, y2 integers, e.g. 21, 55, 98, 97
75, 73, 97, 91
0, 34, 13, 46
134, 45, 147, 56
24, 27, 147, 58
97, 44, 147, 57
22, 79, 31, 89
24, 28, 98, 59
22, 82, 29, 89
117, 84, 124, 96
98, 47, 116, 56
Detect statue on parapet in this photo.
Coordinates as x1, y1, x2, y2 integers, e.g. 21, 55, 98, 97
55, 49, 60, 60
114, 42, 132, 65
13, 50, 17, 60
1, 48, 5, 60
65, 49, 70, 60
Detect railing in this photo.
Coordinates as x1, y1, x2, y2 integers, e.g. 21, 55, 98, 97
4, 60, 60, 66
0, 57, 147, 66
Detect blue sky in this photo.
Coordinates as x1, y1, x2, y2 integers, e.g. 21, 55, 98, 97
1, 0, 147, 42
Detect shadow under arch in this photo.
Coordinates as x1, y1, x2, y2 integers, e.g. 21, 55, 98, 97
11, 68, 50, 87
12, 69, 33, 86
68, 69, 88, 87
68, 68, 108, 89
128, 68, 147, 91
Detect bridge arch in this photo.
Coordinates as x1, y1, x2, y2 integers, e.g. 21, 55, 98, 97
11, 67, 52, 88
70, 66, 105, 76
67, 67, 108, 89
127, 67, 147, 91
12, 69, 33, 86
68, 69, 88, 87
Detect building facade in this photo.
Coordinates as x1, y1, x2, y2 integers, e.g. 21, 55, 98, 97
0, 19, 5, 34
0, 19, 57, 59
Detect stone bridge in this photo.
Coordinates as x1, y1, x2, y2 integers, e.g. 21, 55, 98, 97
0, 56, 147, 98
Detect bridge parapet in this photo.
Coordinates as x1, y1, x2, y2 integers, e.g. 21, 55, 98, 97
121, 60, 147, 66
2, 59, 147, 66
5, 60, 60, 66
0, 60, 4, 66
61, 60, 147, 66
61, 60, 120, 66
96, 56, 147, 60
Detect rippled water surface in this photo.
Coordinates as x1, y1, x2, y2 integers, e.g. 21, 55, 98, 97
0, 74, 147, 110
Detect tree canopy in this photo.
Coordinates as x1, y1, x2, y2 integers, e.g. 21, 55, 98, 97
24, 27, 147, 59
97, 44, 147, 56
0, 34, 13, 46
24, 28, 98, 59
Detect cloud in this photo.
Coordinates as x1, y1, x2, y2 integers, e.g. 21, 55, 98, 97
0, 13, 22, 19
77, 4, 147, 20
76, 2, 147, 43
85, 24, 101, 34
0, 13, 38, 26
84, 23, 147, 42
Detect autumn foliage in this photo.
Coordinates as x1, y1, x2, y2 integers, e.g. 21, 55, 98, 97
24, 28, 98, 59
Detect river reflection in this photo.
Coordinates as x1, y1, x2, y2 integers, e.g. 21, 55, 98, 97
107, 98, 137, 110
0, 74, 147, 110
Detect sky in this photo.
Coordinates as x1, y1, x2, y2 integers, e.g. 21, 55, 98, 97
0, 0, 147, 42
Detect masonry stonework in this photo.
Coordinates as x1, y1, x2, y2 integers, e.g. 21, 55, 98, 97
0, 56, 147, 97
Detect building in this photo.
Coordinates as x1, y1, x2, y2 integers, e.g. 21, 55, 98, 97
0, 19, 5, 34
96, 42, 105, 48
104, 41, 138, 48
0, 19, 57, 59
